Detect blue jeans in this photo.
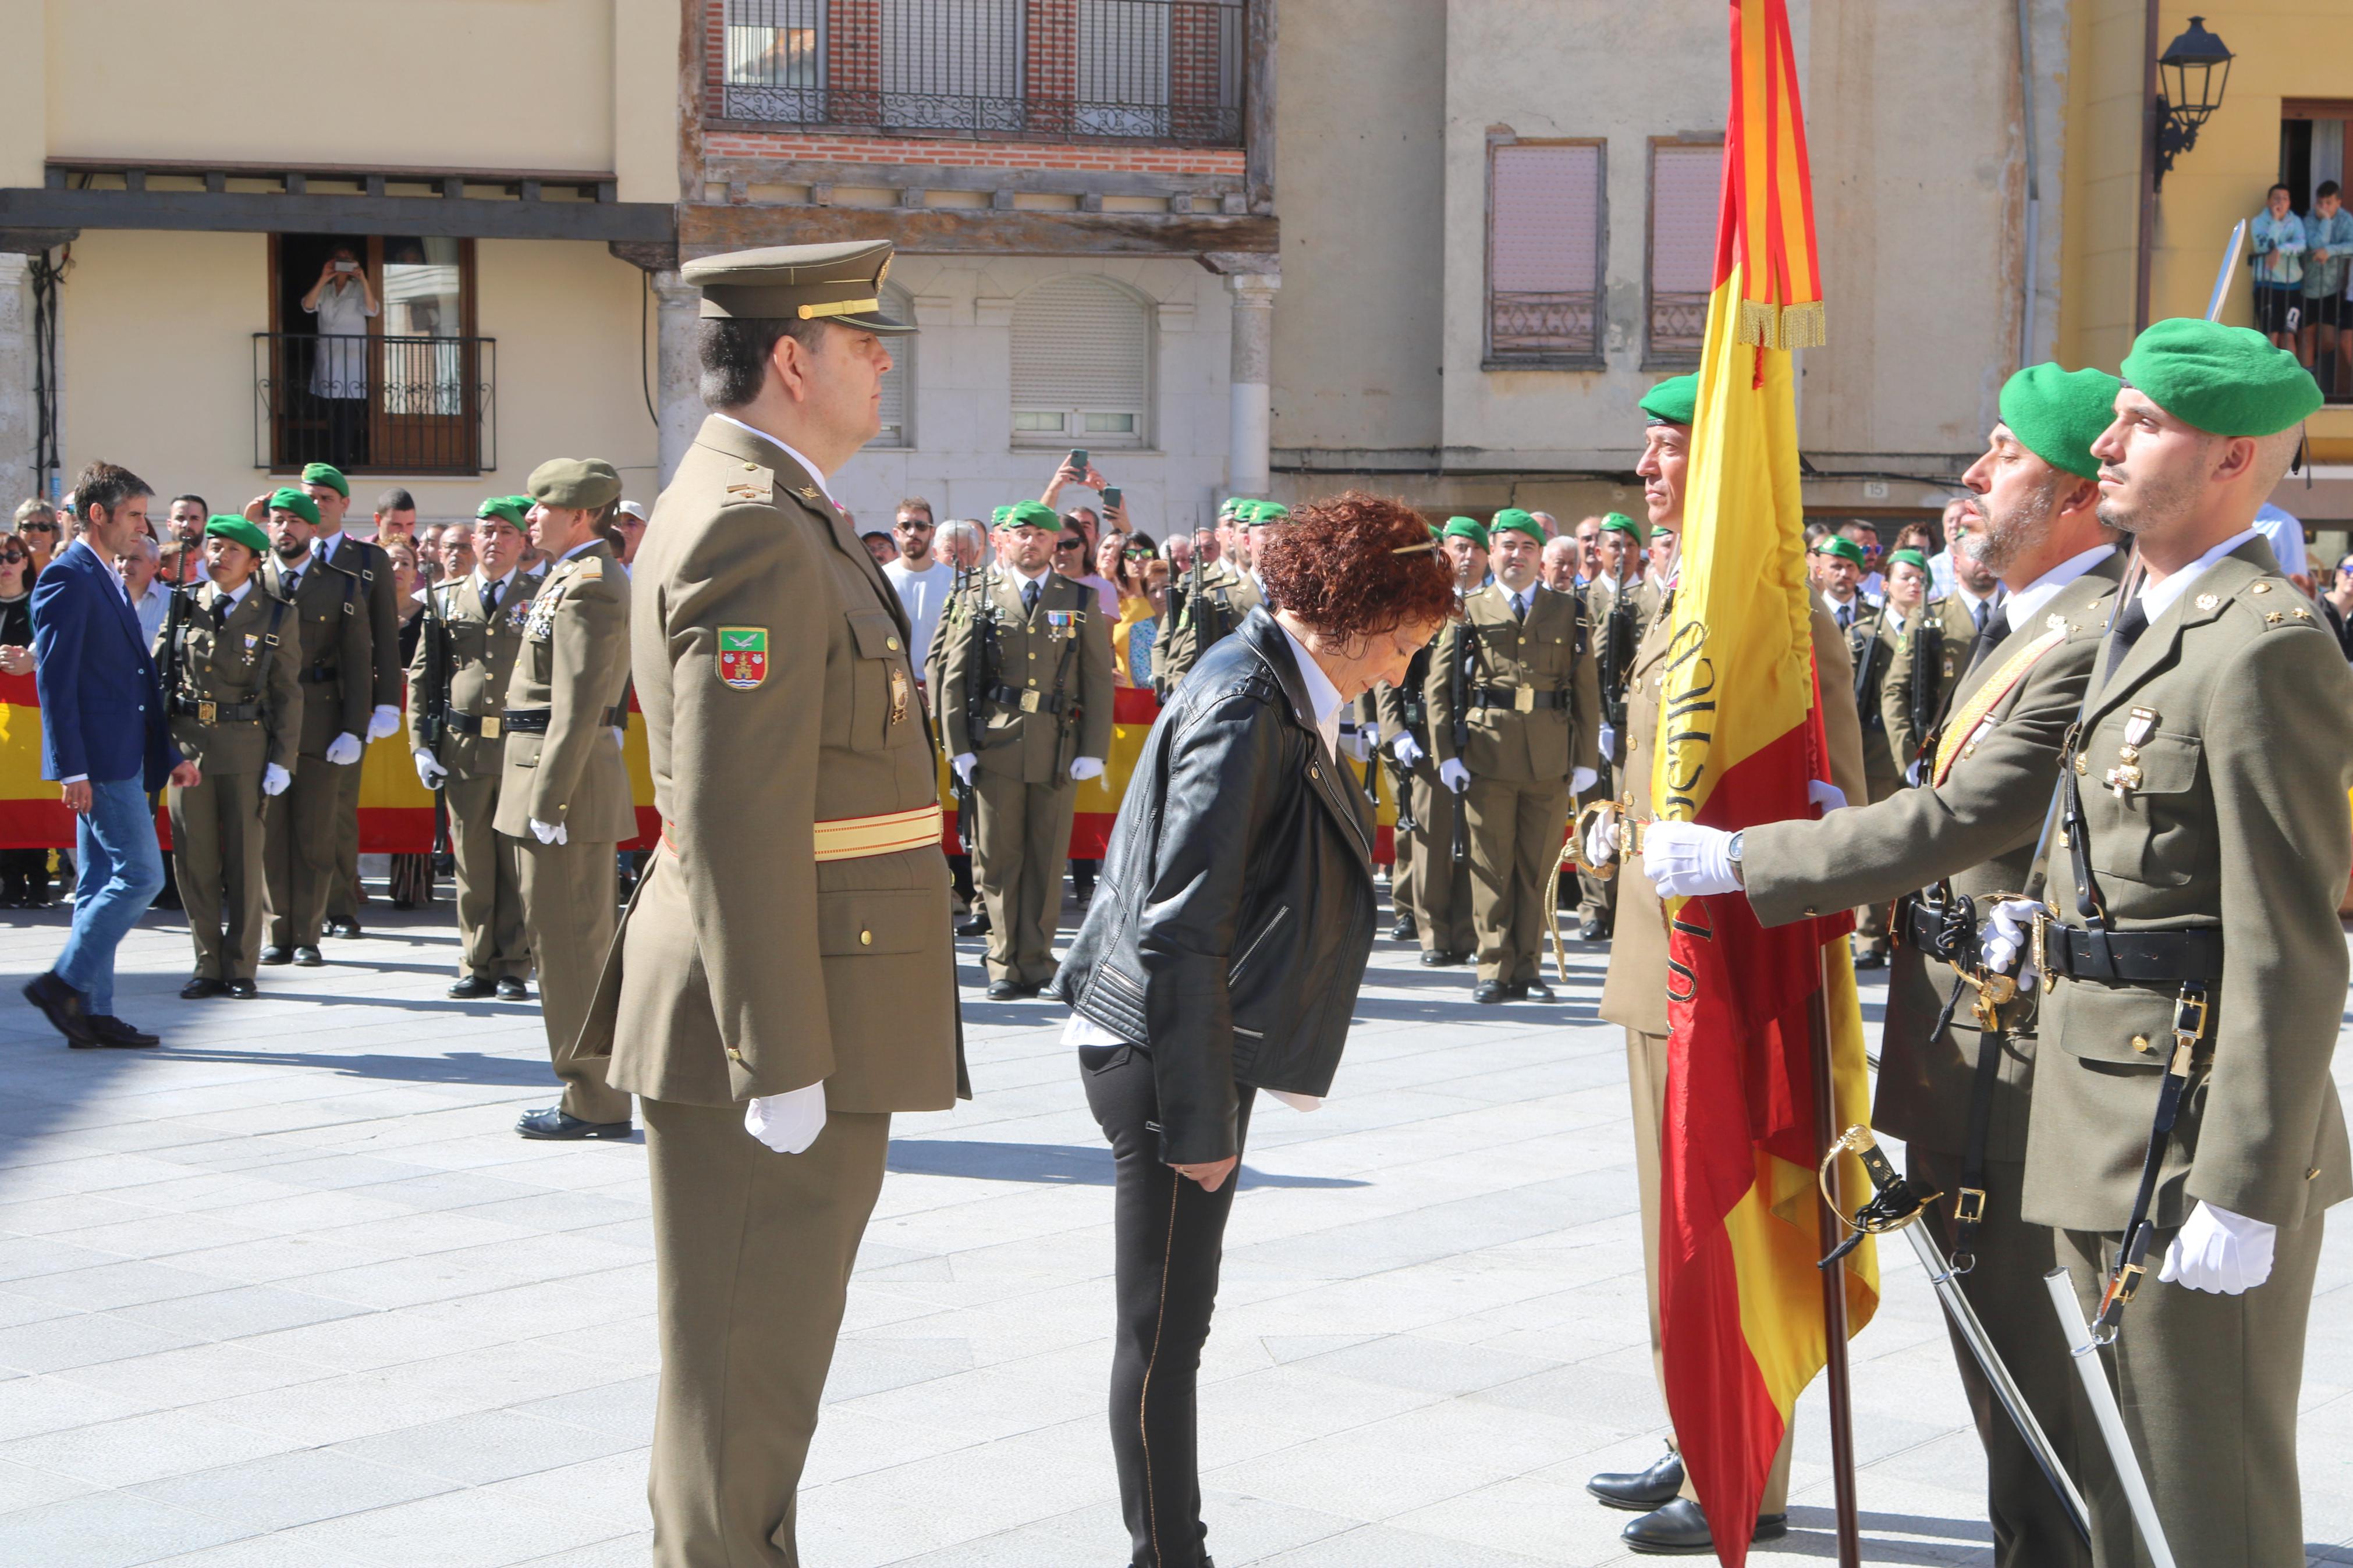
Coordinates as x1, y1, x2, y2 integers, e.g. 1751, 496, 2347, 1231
55, 776, 165, 1016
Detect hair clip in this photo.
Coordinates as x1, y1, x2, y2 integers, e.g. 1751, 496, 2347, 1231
1390, 541, 1437, 555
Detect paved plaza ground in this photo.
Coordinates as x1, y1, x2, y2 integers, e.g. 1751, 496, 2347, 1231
1, 886, 2350, 1566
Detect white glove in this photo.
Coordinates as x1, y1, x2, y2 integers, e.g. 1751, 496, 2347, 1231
1642, 820, 1741, 898
2159, 1201, 2277, 1295
261, 763, 291, 797
414, 750, 449, 790
1584, 809, 1619, 868
743, 1081, 828, 1155
529, 817, 568, 845
367, 704, 401, 742
1979, 897, 2046, 983
1571, 766, 1598, 797
1439, 758, 1471, 794
1904, 756, 1928, 787
1808, 779, 1848, 813
952, 752, 977, 785
1391, 733, 1425, 769
1598, 723, 1618, 758
1070, 755, 1105, 783
324, 732, 364, 766
611, 726, 626, 751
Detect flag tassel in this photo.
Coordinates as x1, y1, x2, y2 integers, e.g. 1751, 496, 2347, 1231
1808, 951, 1864, 1567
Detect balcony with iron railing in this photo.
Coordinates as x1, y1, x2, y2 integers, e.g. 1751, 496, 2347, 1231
715, 0, 1247, 146
254, 333, 495, 477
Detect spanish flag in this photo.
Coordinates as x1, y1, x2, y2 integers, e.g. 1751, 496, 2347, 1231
1652, 2, 1878, 1560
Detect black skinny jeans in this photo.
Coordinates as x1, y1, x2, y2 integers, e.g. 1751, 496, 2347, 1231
1080, 1043, 1257, 1568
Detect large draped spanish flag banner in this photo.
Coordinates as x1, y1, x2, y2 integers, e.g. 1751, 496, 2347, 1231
1653, 2, 1877, 1560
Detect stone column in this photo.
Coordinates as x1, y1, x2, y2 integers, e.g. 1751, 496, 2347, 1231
0, 254, 36, 506
1225, 270, 1280, 500
652, 269, 702, 488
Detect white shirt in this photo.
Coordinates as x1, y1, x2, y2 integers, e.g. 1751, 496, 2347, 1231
474, 567, 517, 613
2139, 527, 2262, 623
2004, 544, 2116, 634
883, 557, 952, 667
2252, 502, 2308, 578
1950, 580, 2001, 634
558, 538, 602, 566
712, 414, 836, 506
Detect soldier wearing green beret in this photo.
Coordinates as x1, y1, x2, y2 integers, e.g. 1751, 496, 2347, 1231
1156, 497, 1267, 695
1980, 321, 2348, 1567
161, 517, 304, 997
410, 497, 544, 1001
1579, 511, 1656, 940
941, 499, 1115, 996
500, 458, 637, 1140
254, 488, 372, 965
1812, 532, 1904, 965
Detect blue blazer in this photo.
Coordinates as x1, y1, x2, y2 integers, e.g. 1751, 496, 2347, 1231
31, 539, 179, 788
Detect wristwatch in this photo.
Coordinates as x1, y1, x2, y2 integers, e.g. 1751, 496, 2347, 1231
1726, 830, 1745, 887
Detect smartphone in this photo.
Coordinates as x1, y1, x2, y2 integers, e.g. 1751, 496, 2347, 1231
1067, 449, 1088, 472
333, 259, 358, 273
1101, 486, 1122, 509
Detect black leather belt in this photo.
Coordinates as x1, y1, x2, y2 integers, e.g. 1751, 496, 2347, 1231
445, 712, 504, 738
500, 706, 625, 734
2042, 924, 2224, 985
986, 684, 1067, 716
1898, 895, 1972, 963
170, 695, 261, 723
1472, 685, 1570, 712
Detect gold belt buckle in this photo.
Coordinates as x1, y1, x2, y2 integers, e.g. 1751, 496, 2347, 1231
2032, 908, 2056, 994
1953, 1186, 1988, 1225
196, 700, 217, 725
1019, 689, 1042, 714
480, 716, 502, 739
1514, 687, 1536, 713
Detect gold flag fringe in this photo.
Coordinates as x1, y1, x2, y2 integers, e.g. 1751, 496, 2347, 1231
1733, 298, 1828, 350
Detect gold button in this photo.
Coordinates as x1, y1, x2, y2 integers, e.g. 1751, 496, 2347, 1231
2131, 1034, 2152, 1054
726, 1047, 745, 1063
859, 929, 872, 946
1803, 906, 1818, 916
743, 463, 758, 472
1028, 651, 1037, 660
2072, 756, 2086, 776
2309, 1167, 2323, 1181
2251, 582, 2272, 594
886, 635, 900, 651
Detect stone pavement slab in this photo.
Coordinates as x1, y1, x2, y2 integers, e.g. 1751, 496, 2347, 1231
0, 889, 2348, 1565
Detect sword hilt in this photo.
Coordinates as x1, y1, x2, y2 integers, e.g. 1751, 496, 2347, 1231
1815, 1125, 1942, 1271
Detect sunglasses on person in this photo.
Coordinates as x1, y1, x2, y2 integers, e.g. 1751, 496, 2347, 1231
17, 520, 54, 535
0, 549, 24, 565
896, 518, 935, 531
1056, 538, 1085, 553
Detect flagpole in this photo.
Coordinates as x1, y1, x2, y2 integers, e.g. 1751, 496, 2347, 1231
1807, 950, 1864, 1567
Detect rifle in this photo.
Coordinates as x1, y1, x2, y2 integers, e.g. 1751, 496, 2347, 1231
1450, 623, 1476, 866
949, 559, 978, 852
1598, 570, 1638, 734
420, 579, 453, 859
1906, 616, 1945, 774
159, 577, 190, 719
1383, 672, 1421, 835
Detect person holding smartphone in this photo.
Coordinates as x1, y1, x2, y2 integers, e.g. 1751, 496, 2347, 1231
300, 246, 378, 467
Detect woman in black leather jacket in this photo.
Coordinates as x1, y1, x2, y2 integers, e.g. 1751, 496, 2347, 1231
1053, 492, 1454, 1568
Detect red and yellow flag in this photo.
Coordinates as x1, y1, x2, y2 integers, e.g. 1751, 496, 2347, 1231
1651, 2, 1877, 1559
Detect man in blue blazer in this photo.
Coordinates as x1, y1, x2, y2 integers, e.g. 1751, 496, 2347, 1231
24, 461, 199, 1048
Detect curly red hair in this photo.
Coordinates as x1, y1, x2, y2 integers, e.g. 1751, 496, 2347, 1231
1254, 490, 1457, 643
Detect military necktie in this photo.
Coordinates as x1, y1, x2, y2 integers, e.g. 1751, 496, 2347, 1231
481, 578, 499, 617
1960, 594, 2003, 675
2104, 595, 2150, 680
1511, 591, 1529, 623
1836, 602, 1854, 630
1022, 578, 1041, 617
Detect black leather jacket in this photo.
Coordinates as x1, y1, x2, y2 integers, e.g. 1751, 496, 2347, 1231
1053, 609, 1378, 1164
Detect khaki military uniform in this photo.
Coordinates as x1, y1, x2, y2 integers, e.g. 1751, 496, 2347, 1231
941, 567, 1115, 986
315, 529, 400, 926
1426, 583, 1600, 985
157, 580, 303, 980
495, 540, 634, 1124
1741, 553, 2125, 1566
574, 414, 963, 1567
1599, 584, 1865, 1509
1154, 559, 1260, 697
1582, 574, 1659, 931
1882, 592, 1979, 771
261, 553, 372, 951
2029, 538, 2353, 1568
1375, 648, 1473, 959
1840, 598, 1905, 959
410, 568, 542, 983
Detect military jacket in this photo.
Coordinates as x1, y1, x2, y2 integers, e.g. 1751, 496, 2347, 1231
408, 568, 542, 777
1742, 554, 2124, 1158
154, 579, 303, 776
1425, 582, 1600, 785
2028, 538, 2353, 1233
939, 567, 1115, 785
494, 541, 634, 841
923, 568, 988, 731
1838, 598, 1901, 786
1156, 560, 1262, 695
264, 553, 372, 758
1882, 592, 1979, 769
1374, 647, 1437, 748
319, 530, 403, 710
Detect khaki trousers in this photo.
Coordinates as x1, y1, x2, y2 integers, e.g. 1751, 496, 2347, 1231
264, 753, 346, 950
446, 769, 529, 980
329, 752, 363, 924
971, 768, 1077, 987
1407, 763, 1474, 957
1850, 767, 1903, 958
1627, 1026, 1793, 1512
1465, 776, 1571, 984
644, 1098, 889, 1568
171, 766, 265, 980
2056, 1214, 2323, 1568
516, 832, 630, 1123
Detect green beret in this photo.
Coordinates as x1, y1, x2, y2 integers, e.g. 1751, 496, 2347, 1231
1218, 497, 1251, 520
203, 515, 269, 557
1884, 548, 1929, 572
299, 462, 349, 497
1599, 511, 1641, 540
1489, 508, 1545, 545
990, 504, 1014, 525
1442, 515, 1489, 549
475, 496, 528, 527
527, 458, 622, 510
2121, 318, 2323, 437
1649, 527, 1672, 541
1006, 500, 1059, 531
266, 487, 319, 527
1639, 374, 1699, 426
1813, 534, 1866, 566
1999, 362, 2123, 480
1248, 502, 1291, 525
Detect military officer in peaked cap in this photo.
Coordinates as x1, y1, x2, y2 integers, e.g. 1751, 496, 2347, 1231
502, 458, 637, 1140
572, 239, 964, 1568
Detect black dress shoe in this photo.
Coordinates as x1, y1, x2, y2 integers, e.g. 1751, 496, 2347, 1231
986, 979, 1026, 1000
180, 976, 228, 1000
1854, 948, 1887, 970
328, 919, 363, 938
955, 913, 992, 938
1419, 949, 1450, 966
259, 945, 291, 965
1580, 918, 1612, 941
225, 979, 258, 999
447, 975, 498, 999
1473, 980, 1508, 1004
86, 1015, 160, 1049
495, 977, 530, 1000
292, 946, 325, 967
22, 972, 97, 1047
515, 1107, 633, 1140
1621, 1496, 1786, 1555
1520, 979, 1556, 1002
1390, 914, 1418, 941
1588, 1449, 1685, 1511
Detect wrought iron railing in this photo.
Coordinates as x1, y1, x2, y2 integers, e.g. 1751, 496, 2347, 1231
254, 333, 495, 477
1646, 289, 1709, 365
1488, 290, 1599, 363
719, 0, 1245, 145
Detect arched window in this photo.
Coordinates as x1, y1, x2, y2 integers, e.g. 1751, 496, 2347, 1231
876, 282, 914, 447
1010, 276, 1151, 449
